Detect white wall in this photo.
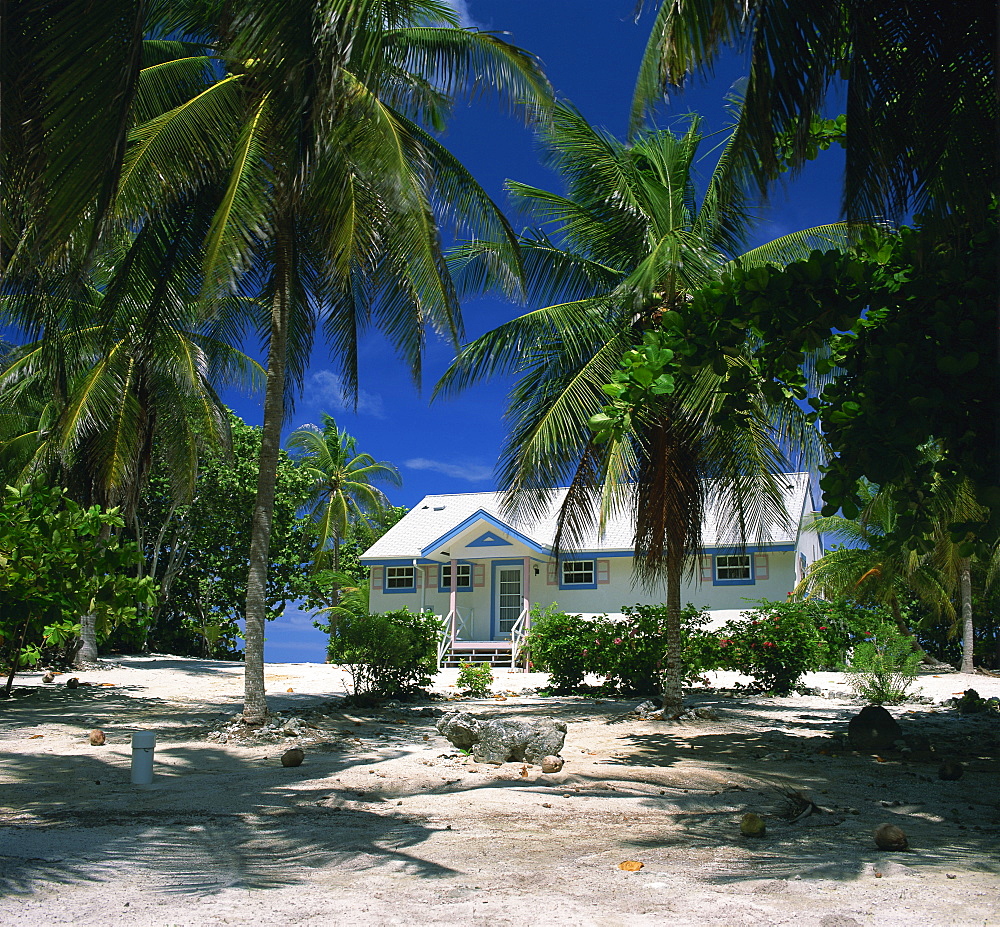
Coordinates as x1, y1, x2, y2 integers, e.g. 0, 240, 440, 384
368, 549, 802, 638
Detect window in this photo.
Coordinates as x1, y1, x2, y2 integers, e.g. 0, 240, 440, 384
385, 566, 416, 590
561, 560, 595, 586
716, 554, 751, 581
440, 563, 472, 589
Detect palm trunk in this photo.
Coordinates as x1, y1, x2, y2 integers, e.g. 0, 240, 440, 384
660, 541, 684, 712
75, 614, 99, 666
959, 557, 974, 673
243, 274, 290, 725
75, 522, 113, 666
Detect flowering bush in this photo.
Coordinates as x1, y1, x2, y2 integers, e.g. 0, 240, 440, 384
456, 661, 494, 697
714, 605, 823, 693
524, 602, 717, 695
523, 603, 599, 692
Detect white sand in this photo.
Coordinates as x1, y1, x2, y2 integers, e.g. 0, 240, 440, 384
1, 657, 998, 926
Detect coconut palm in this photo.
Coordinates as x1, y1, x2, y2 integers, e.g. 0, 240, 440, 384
794, 481, 955, 659
287, 415, 401, 605
0, 217, 262, 664
438, 103, 850, 707
114, 0, 552, 723
631, 0, 997, 223
924, 477, 999, 673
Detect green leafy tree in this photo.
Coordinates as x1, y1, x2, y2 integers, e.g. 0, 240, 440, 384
626, 4, 998, 546
128, 414, 314, 657
439, 104, 845, 708
287, 414, 401, 606
0, 483, 157, 695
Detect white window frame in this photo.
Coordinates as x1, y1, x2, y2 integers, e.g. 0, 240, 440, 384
440, 563, 473, 590
716, 554, 752, 581
385, 566, 416, 590
561, 559, 596, 587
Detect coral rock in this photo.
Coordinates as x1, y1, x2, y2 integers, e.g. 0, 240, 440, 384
89, 729, 106, 746
541, 755, 564, 773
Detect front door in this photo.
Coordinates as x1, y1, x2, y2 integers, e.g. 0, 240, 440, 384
495, 565, 523, 639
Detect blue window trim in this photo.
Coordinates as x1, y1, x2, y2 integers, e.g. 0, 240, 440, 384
489, 559, 524, 640
558, 558, 598, 590
711, 551, 755, 587
383, 565, 417, 594
438, 561, 473, 593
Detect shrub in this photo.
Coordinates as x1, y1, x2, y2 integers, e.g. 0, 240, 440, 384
326, 608, 439, 697
715, 603, 828, 694
844, 622, 922, 704
456, 661, 493, 696
524, 602, 719, 695
714, 599, 892, 694
523, 603, 598, 692
598, 604, 718, 695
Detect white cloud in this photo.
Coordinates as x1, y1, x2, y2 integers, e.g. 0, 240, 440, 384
444, 0, 477, 28
404, 457, 493, 482
306, 370, 385, 419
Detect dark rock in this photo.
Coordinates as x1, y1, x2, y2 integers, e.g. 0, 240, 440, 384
65, 677, 79, 689
281, 748, 305, 767
939, 760, 964, 781
848, 705, 902, 752
873, 823, 908, 850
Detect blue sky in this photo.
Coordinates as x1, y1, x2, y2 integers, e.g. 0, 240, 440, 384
227, 1, 847, 662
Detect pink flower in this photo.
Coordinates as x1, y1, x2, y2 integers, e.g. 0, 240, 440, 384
819, 626, 827, 630
614, 638, 622, 645
763, 642, 775, 648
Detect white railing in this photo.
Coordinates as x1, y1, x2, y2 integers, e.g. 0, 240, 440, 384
509, 607, 530, 672
436, 607, 473, 667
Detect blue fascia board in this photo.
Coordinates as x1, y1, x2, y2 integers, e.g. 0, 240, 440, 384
420, 509, 550, 558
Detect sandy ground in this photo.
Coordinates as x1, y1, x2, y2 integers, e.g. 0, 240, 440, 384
1, 658, 999, 927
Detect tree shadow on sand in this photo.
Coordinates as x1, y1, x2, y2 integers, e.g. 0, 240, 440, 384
0, 743, 458, 898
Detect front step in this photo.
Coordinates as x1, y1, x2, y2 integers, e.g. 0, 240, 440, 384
441, 642, 515, 668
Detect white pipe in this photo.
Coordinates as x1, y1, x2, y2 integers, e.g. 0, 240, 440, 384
131, 731, 156, 785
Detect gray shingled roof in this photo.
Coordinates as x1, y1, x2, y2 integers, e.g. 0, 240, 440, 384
362, 473, 812, 560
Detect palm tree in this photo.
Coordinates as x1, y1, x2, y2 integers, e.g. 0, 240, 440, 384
438, 103, 849, 708
925, 477, 999, 673
116, 0, 552, 723
0, 219, 262, 663
1, 1, 151, 272
794, 481, 955, 662
287, 414, 401, 607
631, 0, 997, 223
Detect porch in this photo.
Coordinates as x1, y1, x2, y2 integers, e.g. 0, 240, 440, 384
435, 601, 531, 670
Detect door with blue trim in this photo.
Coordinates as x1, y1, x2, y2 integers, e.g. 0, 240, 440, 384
496, 565, 523, 639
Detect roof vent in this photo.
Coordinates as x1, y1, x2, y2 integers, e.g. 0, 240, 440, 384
433, 505, 446, 511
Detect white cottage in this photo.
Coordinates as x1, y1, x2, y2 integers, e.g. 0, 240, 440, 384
362, 472, 823, 666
